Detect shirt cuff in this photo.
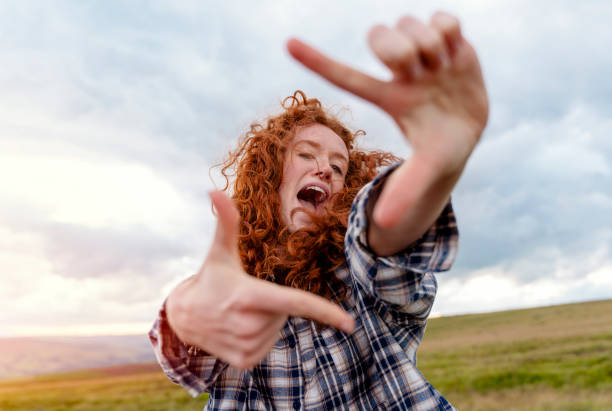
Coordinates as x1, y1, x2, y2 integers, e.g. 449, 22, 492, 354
149, 300, 227, 397
347, 161, 459, 274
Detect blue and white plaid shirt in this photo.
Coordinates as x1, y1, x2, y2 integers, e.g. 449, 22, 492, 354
150, 164, 458, 410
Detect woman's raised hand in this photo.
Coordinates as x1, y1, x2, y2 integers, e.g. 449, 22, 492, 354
166, 191, 355, 369
287, 12, 489, 228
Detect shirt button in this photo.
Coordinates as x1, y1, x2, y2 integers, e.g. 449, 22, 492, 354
293, 399, 300, 410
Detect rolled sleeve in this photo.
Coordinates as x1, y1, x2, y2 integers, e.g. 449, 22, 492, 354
344, 162, 459, 318
149, 301, 228, 397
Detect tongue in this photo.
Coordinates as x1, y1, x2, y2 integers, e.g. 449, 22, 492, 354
297, 187, 323, 206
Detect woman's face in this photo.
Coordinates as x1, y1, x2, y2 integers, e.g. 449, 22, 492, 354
279, 123, 349, 232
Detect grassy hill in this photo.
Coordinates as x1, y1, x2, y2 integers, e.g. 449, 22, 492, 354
0, 363, 204, 411
1, 299, 611, 410
419, 299, 612, 410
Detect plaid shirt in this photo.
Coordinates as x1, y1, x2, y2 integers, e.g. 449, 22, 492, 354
150, 164, 458, 410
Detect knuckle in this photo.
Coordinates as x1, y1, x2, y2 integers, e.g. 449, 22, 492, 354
431, 10, 448, 23
242, 339, 263, 357
232, 353, 251, 369
224, 288, 242, 308
233, 349, 262, 369
398, 40, 417, 59
227, 287, 254, 312
397, 15, 419, 29
448, 15, 460, 30
236, 321, 262, 339
367, 24, 390, 46
368, 24, 387, 37
424, 31, 444, 51
226, 298, 245, 313
432, 11, 460, 34
238, 293, 256, 310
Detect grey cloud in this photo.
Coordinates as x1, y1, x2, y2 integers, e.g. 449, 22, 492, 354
474, 4, 612, 134
0, 200, 204, 283
1, 1, 612, 328
41, 222, 190, 279
451, 103, 612, 278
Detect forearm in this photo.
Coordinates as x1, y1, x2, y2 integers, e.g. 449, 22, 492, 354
367, 155, 464, 256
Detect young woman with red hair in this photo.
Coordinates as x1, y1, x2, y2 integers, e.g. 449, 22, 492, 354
150, 11, 488, 410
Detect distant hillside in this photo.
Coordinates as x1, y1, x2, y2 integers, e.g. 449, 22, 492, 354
419, 298, 612, 410
0, 361, 205, 411
0, 335, 155, 379
0, 299, 610, 410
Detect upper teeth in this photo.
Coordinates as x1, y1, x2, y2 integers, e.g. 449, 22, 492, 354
306, 186, 325, 195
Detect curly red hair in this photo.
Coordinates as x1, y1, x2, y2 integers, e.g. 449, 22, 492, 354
218, 91, 397, 302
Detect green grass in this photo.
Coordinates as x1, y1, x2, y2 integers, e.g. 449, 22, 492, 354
1, 299, 611, 410
0, 366, 206, 410
418, 299, 612, 410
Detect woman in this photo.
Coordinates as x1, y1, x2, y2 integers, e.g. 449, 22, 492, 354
150, 11, 488, 410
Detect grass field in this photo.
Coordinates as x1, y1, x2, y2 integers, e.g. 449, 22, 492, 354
1, 299, 610, 410
0, 363, 206, 411
419, 299, 612, 410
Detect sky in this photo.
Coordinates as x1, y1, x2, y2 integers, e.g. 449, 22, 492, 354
1, 0, 611, 337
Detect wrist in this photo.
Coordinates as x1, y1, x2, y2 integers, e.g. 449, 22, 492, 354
166, 276, 197, 343
410, 148, 468, 184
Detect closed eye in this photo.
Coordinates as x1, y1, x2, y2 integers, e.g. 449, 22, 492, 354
298, 152, 314, 159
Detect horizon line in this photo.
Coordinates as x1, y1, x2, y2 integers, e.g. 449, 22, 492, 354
2, 297, 610, 339
0, 322, 152, 339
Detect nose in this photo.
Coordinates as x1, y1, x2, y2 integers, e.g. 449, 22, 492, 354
315, 162, 332, 181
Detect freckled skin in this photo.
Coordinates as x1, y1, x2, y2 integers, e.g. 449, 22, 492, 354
279, 124, 349, 232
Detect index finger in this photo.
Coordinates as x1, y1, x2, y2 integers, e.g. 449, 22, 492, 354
251, 281, 355, 333
287, 37, 387, 107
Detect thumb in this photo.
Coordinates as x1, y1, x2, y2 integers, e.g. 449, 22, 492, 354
209, 190, 240, 256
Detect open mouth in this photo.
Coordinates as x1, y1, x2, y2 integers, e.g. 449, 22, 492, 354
297, 185, 329, 210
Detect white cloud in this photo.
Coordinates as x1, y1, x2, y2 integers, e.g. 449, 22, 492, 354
0, 1, 611, 335
434, 244, 612, 316
1, 153, 192, 232
0, 222, 203, 336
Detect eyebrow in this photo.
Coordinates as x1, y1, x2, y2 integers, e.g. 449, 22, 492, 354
295, 140, 349, 164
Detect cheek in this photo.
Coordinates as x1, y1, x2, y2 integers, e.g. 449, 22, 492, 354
278, 181, 291, 205
278, 168, 297, 210
277, 184, 290, 225
331, 179, 344, 196
281, 157, 297, 182
278, 164, 291, 194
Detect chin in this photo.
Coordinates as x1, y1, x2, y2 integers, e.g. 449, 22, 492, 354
288, 213, 314, 233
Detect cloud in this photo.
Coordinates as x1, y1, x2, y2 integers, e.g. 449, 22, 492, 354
0, 139, 213, 332
453, 102, 612, 273
0, 222, 203, 336
433, 244, 612, 316
1, 152, 192, 230
0, 1, 611, 335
